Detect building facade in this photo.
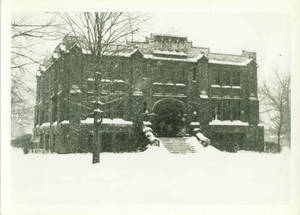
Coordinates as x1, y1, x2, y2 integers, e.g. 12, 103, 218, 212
33, 33, 264, 153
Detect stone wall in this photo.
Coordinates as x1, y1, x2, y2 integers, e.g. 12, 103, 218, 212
33, 39, 262, 153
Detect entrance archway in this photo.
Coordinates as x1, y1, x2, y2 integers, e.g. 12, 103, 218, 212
152, 98, 184, 137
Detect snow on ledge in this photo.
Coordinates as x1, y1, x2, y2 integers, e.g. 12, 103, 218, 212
40, 122, 51, 129
100, 79, 125, 83
133, 91, 143, 96
143, 121, 152, 126
59, 44, 66, 52
102, 118, 133, 126
209, 59, 252, 66
249, 96, 258, 101
190, 122, 200, 126
211, 84, 221, 88
81, 118, 133, 127
209, 120, 249, 126
200, 94, 209, 99
60, 120, 70, 125
152, 50, 187, 57
51, 121, 58, 127
81, 118, 94, 124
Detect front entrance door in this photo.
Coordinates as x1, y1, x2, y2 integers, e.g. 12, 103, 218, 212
156, 109, 180, 137
152, 98, 184, 137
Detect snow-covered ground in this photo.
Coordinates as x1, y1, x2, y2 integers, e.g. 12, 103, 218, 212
8, 137, 290, 215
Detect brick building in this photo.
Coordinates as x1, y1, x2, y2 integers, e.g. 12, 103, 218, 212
33, 33, 264, 153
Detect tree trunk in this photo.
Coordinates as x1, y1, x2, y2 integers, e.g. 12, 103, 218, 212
92, 116, 100, 163
277, 128, 281, 153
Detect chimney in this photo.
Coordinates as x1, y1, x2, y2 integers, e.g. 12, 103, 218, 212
242, 50, 256, 62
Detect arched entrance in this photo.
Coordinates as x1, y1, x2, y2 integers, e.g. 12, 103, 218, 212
152, 98, 185, 137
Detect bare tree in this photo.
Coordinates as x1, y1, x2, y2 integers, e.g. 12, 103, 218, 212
260, 70, 291, 151
11, 13, 65, 130
60, 12, 147, 163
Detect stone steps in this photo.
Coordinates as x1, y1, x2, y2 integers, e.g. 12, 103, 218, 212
160, 137, 196, 154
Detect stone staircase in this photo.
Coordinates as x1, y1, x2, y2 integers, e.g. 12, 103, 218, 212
159, 137, 196, 154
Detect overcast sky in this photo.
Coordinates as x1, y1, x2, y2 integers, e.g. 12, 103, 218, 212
34, 12, 290, 83
142, 13, 290, 83
16, 12, 291, 98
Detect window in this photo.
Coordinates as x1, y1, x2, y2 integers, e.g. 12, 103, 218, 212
192, 68, 197, 81
87, 79, 94, 92
53, 134, 56, 149
115, 101, 124, 118
36, 108, 40, 125
222, 100, 231, 120
231, 71, 241, 86
41, 109, 45, 123
52, 97, 58, 122
211, 99, 241, 121
143, 101, 147, 113
231, 100, 241, 120
211, 99, 221, 120
211, 67, 241, 87
222, 71, 230, 86
231, 70, 240, 86
212, 70, 220, 85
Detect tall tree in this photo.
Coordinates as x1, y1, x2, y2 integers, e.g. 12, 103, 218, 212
60, 12, 147, 163
260, 70, 291, 151
11, 13, 64, 132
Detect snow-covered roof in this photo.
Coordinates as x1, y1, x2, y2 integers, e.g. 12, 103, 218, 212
39, 34, 255, 76
208, 59, 252, 66
152, 50, 187, 57
207, 52, 253, 66
151, 33, 187, 39
209, 120, 249, 126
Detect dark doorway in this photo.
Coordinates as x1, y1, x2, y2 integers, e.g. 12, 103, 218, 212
152, 99, 184, 137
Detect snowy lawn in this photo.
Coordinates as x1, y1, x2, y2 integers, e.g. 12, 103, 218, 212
10, 137, 290, 210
